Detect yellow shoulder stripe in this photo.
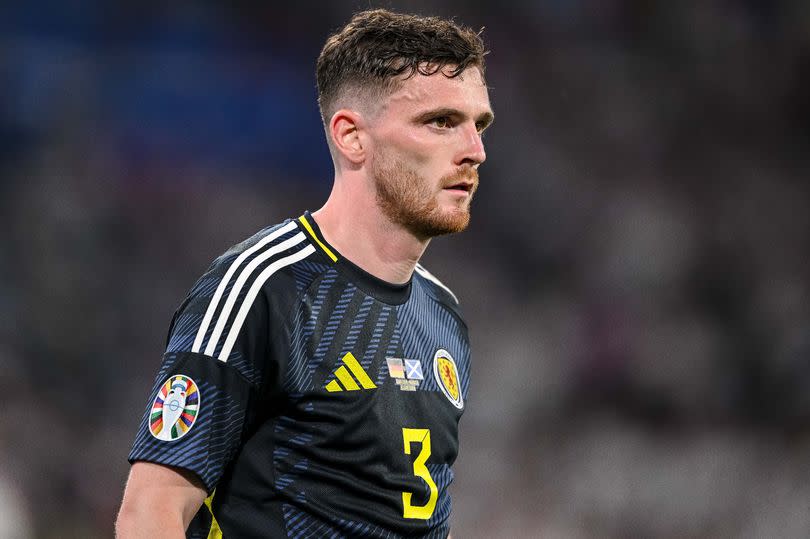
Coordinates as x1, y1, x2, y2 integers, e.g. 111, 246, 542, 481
298, 216, 338, 262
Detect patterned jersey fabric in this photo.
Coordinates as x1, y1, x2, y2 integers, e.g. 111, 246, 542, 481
129, 212, 470, 538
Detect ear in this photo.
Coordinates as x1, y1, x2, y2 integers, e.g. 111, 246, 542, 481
329, 109, 365, 165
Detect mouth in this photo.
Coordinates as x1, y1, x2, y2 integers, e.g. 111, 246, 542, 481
442, 181, 475, 194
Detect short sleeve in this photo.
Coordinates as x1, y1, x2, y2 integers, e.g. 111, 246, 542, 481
127, 221, 311, 491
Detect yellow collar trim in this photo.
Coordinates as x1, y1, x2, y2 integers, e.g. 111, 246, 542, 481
298, 215, 338, 262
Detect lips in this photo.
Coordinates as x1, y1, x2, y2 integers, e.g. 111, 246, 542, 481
441, 168, 478, 195
443, 178, 476, 192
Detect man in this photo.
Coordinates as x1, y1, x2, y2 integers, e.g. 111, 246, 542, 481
117, 8, 493, 538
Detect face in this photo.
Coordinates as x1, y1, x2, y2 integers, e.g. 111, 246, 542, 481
366, 66, 493, 240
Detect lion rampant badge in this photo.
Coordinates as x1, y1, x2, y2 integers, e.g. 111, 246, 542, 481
433, 349, 463, 409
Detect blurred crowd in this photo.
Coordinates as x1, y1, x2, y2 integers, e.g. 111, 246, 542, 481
2, 1, 809, 537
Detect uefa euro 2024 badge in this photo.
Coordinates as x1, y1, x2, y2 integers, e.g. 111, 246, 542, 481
149, 375, 200, 441
433, 349, 463, 409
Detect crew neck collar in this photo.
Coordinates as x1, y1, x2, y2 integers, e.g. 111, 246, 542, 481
298, 211, 412, 305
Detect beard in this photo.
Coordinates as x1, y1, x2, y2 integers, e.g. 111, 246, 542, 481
372, 155, 478, 240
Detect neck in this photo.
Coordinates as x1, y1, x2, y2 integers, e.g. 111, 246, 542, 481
312, 175, 429, 285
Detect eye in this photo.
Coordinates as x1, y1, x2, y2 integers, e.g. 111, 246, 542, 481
431, 116, 451, 129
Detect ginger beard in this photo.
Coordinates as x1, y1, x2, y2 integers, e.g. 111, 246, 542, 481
372, 154, 478, 240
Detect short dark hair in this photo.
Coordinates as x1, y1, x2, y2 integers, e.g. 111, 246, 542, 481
316, 9, 487, 123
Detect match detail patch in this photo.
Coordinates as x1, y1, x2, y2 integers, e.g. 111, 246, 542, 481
433, 349, 463, 409
387, 357, 423, 391
149, 374, 200, 441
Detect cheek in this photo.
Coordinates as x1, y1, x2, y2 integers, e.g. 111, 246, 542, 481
380, 128, 437, 165
399, 140, 445, 171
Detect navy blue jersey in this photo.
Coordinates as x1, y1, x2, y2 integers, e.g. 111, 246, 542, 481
128, 212, 471, 538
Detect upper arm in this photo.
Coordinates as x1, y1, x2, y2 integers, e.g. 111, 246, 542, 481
117, 462, 207, 536
123, 223, 311, 522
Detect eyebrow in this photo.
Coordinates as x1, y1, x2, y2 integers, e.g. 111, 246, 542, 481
414, 107, 495, 129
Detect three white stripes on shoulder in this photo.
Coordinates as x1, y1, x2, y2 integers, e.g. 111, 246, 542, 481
191, 221, 315, 362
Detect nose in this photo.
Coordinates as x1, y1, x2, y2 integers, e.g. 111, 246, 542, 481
455, 123, 486, 168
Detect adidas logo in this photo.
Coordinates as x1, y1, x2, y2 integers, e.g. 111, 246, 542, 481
325, 352, 377, 392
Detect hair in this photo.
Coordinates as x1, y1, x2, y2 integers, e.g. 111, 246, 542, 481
316, 9, 487, 125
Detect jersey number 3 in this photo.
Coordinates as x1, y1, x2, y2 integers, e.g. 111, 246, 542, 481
402, 428, 438, 520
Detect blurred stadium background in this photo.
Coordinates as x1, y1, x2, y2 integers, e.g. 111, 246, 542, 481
2, 1, 810, 537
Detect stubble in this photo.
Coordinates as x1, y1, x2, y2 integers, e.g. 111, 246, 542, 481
372, 156, 478, 240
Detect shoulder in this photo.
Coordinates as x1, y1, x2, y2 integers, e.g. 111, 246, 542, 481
169, 217, 329, 358
203, 218, 326, 296
414, 263, 459, 304
212, 219, 308, 273
413, 263, 467, 327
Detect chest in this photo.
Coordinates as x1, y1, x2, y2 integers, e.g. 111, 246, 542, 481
278, 281, 469, 453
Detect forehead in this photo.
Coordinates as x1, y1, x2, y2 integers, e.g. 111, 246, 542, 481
382, 66, 491, 116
